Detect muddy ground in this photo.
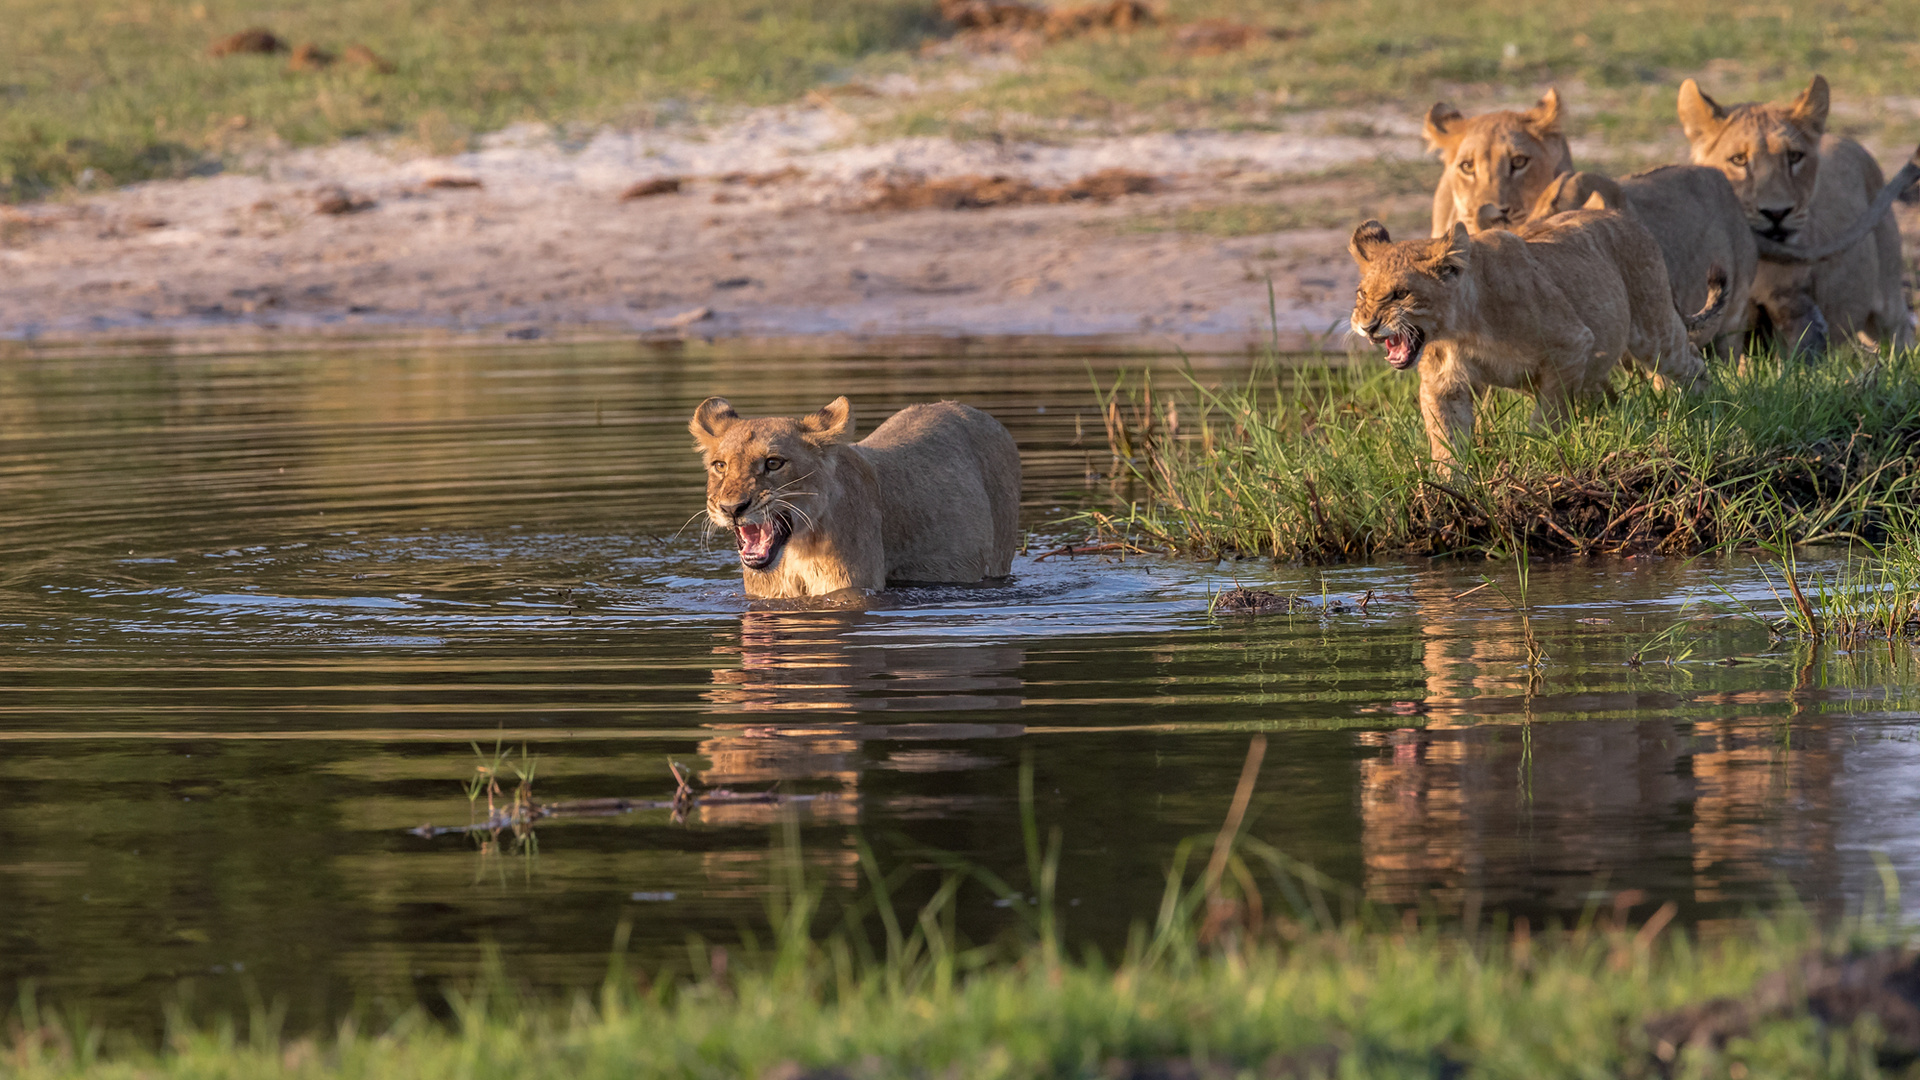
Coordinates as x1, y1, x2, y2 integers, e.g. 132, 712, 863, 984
2, 103, 1915, 351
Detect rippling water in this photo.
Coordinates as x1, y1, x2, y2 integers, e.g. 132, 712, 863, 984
3, 336, 1919, 1032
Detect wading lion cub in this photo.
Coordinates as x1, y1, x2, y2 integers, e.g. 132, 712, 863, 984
1349, 211, 1720, 465
691, 396, 1020, 599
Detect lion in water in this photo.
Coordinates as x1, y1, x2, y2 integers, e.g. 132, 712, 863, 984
690, 396, 1020, 599
1348, 211, 1721, 465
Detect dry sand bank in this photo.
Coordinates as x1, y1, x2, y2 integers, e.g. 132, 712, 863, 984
2, 103, 1914, 350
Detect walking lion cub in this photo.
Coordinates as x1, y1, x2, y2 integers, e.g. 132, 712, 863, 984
1349, 209, 1721, 465
691, 396, 1020, 599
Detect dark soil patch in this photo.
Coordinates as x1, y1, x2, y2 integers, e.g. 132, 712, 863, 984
1645, 948, 1920, 1072
207, 28, 285, 57
621, 177, 684, 200
865, 167, 1158, 210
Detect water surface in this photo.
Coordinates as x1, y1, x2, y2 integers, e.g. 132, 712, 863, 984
3, 336, 1918, 1032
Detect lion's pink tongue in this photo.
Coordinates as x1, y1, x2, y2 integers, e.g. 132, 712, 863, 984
1386, 333, 1413, 365
737, 522, 775, 561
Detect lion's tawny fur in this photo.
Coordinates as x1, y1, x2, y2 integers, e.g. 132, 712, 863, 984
691, 397, 1021, 599
1528, 166, 1758, 354
1349, 211, 1707, 465
1424, 89, 1573, 237
1677, 74, 1913, 351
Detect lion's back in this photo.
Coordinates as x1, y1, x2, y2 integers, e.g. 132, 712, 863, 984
857, 401, 1021, 582
1619, 165, 1756, 342
1520, 208, 1685, 360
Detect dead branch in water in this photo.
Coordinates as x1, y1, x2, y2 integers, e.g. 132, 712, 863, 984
410, 761, 834, 837
1032, 539, 1157, 561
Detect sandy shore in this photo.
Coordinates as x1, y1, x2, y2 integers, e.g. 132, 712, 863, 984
2, 104, 1913, 351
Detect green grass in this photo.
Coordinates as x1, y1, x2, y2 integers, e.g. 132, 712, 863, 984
1084, 347, 1920, 562
7, 787, 1916, 1080
0, 0, 938, 200
10, 0, 1920, 202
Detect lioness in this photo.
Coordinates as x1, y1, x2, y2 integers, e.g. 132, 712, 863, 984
1425, 88, 1573, 235
1527, 166, 1757, 355
1677, 74, 1914, 351
691, 396, 1020, 599
1349, 212, 1718, 465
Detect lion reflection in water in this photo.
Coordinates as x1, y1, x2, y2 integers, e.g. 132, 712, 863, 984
692, 610, 1023, 826
1355, 570, 1842, 912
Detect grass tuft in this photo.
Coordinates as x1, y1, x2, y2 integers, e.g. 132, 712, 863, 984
1085, 347, 1920, 563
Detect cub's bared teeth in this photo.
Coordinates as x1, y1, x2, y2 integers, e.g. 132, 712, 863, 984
737, 523, 773, 558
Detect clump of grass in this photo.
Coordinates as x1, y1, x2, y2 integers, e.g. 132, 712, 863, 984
6, 749, 1917, 1079
1085, 347, 1920, 562
1713, 526, 1920, 641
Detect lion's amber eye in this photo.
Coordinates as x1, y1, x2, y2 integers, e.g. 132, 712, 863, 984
1458, 160, 1475, 175
1787, 150, 1805, 166
710, 461, 726, 473
1728, 152, 1748, 167
1389, 289, 1409, 303
1510, 154, 1529, 171
764, 457, 786, 472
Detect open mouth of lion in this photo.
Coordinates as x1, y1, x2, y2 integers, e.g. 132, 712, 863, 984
734, 513, 792, 571
1373, 326, 1426, 370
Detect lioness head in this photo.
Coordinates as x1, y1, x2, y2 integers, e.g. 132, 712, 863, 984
1425, 89, 1572, 232
690, 396, 852, 572
1677, 75, 1827, 243
1347, 219, 1471, 370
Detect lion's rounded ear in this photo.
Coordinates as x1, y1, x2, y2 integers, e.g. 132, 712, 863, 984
801, 396, 854, 445
1677, 78, 1728, 146
1522, 87, 1564, 137
1790, 74, 1829, 136
690, 397, 739, 450
1349, 220, 1392, 265
1423, 102, 1464, 155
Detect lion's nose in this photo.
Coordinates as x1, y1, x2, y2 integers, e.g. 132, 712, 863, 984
723, 497, 752, 522
1759, 207, 1793, 227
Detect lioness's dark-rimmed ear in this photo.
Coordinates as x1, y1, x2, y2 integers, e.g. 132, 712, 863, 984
1423, 102, 1464, 155
1677, 78, 1728, 146
1789, 74, 1829, 136
1349, 220, 1392, 265
1521, 87, 1563, 138
690, 397, 739, 451
800, 396, 854, 445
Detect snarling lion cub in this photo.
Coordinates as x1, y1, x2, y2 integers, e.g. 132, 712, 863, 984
691, 396, 1020, 599
1678, 74, 1915, 351
1349, 211, 1719, 465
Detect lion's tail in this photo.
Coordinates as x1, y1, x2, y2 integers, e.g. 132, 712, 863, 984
1680, 264, 1730, 345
